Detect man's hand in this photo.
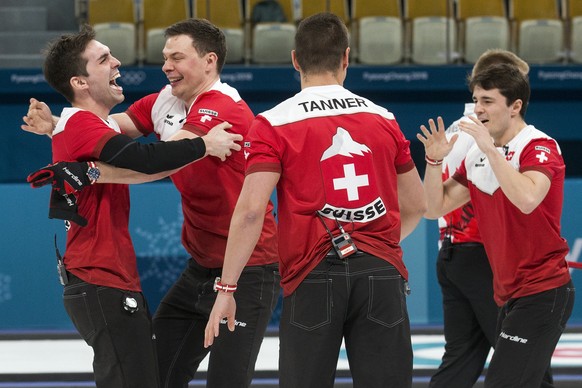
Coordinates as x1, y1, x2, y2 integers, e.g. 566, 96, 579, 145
458, 115, 496, 154
204, 293, 237, 348
417, 117, 458, 161
203, 122, 243, 161
27, 161, 92, 195
21, 98, 56, 137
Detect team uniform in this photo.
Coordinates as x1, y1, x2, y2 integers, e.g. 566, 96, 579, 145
429, 104, 499, 388
246, 84, 415, 387
52, 108, 158, 388
453, 125, 574, 387
126, 81, 280, 388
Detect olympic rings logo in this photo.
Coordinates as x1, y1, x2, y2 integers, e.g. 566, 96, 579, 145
119, 71, 147, 86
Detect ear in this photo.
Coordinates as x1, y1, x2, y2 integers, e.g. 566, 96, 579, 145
511, 99, 523, 117
70, 76, 88, 91
343, 47, 350, 70
291, 50, 300, 72
206, 52, 218, 69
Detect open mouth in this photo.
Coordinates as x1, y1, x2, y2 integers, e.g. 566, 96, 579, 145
110, 73, 123, 91
168, 76, 184, 85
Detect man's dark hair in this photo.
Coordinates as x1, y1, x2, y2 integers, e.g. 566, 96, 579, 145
43, 24, 95, 103
469, 63, 530, 118
294, 12, 348, 75
165, 18, 227, 74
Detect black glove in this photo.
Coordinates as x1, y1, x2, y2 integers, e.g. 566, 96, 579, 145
27, 161, 91, 195
48, 188, 88, 227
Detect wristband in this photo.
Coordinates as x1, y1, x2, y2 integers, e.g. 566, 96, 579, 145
425, 155, 444, 166
213, 277, 237, 293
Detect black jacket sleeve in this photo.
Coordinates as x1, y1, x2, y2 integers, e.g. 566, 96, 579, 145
99, 133, 206, 174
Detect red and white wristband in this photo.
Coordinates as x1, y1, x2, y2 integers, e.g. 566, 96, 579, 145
425, 155, 444, 166
213, 277, 237, 293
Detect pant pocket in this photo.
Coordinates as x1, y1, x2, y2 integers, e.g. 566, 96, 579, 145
290, 279, 332, 331
63, 292, 96, 341
368, 275, 405, 327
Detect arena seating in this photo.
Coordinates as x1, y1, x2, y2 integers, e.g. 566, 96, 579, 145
509, 0, 565, 63
351, 0, 403, 65
194, 0, 245, 63
404, 0, 457, 64
456, 0, 509, 63
565, 0, 582, 63
246, 0, 296, 64
142, 0, 191, 64
0, 0, 77, 68
2, 1, 582, 67
88, 0, 137, 65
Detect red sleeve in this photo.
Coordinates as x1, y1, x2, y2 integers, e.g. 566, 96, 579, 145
519, 138, 564, 180
125, 92, 159, 136
182, 91, 239, 136
245, 115, 281, 175
390, 121, 414, 174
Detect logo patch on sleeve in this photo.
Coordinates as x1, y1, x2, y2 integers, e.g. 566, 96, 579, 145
198, 108, 218, 116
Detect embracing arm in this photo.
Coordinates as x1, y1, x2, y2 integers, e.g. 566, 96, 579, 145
27, 122, 242, 194
93, 162, 178, 184
99, 121, 241, 173
21, 99, 144, 140
21, 98, 57, 137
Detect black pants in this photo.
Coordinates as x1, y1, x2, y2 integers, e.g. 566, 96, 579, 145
63, 274, 159, 388
485, 280, 575, 388
279, 253, 412, 388
430, 242, 499, 388
153, 258, 280, 388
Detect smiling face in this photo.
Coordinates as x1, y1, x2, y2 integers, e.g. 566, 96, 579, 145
78, 40, 124, 112
472, 86, 523, 145
162, 34, 218, 106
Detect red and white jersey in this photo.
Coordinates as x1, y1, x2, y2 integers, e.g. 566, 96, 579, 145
453, 125, 570, 305
126, 81, 278, 268
439, 104, 481, 243
246, 84, 415, 296
52, 108, 141, 291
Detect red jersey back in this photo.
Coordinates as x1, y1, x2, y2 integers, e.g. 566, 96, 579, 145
246, 85, 415, 296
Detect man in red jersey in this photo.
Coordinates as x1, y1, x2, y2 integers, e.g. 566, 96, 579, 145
429, 50, 530, 388
205, 13, 426, 388
26, 18, 279, 388
418, 63, 574, 387
37, 25, 241, 388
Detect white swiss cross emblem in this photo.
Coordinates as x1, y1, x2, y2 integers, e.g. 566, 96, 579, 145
333, 164, 369, 201
536, 151, 548, 163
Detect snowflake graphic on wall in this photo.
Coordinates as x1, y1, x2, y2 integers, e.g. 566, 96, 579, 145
134, 204, 189, 293
0, 273, 13, 303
